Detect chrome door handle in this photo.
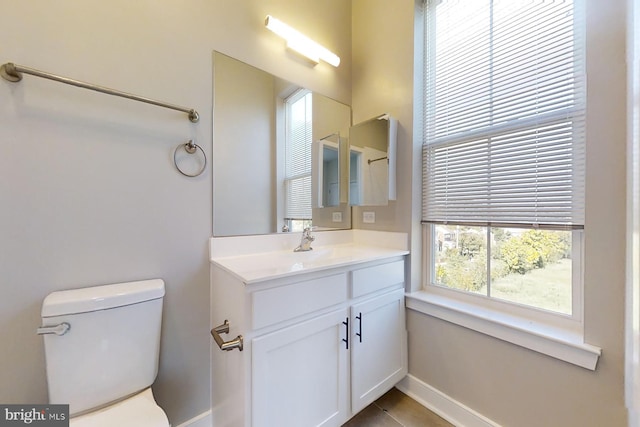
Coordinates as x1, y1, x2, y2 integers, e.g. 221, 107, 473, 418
37, 322, 70, 336
211, 320, 243, 352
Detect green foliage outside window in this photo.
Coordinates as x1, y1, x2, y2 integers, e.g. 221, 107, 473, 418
436, 227, 571, 293
500, 230, 570, 274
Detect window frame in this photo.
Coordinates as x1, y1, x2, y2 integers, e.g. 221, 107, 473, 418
412, 226, 600, 371
410, 0, 600, 369
423, 224, 584, 333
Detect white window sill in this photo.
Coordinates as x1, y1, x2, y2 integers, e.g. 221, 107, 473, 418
405, 290, 601, 370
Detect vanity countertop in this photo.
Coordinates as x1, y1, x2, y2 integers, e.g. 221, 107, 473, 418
210, 230, 409, 284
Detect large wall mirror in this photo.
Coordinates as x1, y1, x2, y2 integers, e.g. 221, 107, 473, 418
213, 51, 352, 237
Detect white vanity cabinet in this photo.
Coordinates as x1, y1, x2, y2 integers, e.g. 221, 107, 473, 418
252, 307, 350, 427
210, 252, 408, 427
350, 287, 407, 414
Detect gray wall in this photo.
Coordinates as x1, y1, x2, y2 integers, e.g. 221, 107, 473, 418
0, 1, 351, 425
351, 0, 628, 426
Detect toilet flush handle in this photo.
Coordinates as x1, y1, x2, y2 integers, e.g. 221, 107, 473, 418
37, 322, 71, 336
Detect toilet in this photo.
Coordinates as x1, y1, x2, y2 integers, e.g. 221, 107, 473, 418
39, 279, 170, 427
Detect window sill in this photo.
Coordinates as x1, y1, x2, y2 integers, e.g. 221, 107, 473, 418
405, 290, 601, 370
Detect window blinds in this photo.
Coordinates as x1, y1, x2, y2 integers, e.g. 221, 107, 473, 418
285, 90, 313, 220
422, 0, 585, 229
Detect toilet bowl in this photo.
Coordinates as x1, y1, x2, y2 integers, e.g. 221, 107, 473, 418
39, 279, 170, 427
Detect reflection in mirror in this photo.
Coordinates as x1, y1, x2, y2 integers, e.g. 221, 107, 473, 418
315, 133, 341, 208
213, 51, 352, 237
349, 114, 397, 206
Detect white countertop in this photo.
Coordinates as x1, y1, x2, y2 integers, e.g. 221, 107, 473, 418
212, 244, 408, 284
210, 230, 409, 284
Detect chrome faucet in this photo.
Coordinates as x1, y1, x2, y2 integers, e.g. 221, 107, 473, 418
294, 227, 315, 252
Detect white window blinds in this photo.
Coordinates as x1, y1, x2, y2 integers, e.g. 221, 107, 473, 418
285, 90, 313, 220
422, 0, 585, 229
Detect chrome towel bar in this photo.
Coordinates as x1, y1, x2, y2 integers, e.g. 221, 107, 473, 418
1, 62, 199, 123
211, 320, 243, 352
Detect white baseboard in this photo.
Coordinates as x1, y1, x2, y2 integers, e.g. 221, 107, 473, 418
172, 376, 495, 427
174, 409, 212, 427
396, 375, 500, 427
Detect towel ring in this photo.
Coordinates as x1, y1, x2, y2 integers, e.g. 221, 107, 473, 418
174, 140, 206, 177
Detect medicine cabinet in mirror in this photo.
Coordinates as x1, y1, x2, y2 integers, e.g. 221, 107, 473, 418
349, 114, 397, 206
213, 51, 352, 237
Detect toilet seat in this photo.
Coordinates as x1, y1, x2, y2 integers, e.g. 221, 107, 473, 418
70, 388, 169, 427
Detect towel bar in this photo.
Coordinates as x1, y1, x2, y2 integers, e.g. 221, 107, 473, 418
1, 62, 199, 123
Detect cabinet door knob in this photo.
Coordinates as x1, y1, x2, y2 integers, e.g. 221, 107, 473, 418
356, 312, 362, 343
342, 318, 349, 350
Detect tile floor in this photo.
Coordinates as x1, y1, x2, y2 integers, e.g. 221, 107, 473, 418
342, 388, 454, 427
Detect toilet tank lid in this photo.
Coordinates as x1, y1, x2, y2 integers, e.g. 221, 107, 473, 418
42, 279, 165, 317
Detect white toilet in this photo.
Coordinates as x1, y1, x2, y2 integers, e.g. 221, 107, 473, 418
39, 279, 170, 427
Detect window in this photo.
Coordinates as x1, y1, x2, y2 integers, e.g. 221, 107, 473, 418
432, 226, 577, 315
284, 90, 313, 232
421, 1, 585, 318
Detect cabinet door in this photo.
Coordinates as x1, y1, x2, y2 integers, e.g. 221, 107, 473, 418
350, 288, 407, 414
252, 309, 349, 427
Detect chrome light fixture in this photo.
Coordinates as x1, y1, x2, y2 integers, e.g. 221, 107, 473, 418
265, 15, 340, 67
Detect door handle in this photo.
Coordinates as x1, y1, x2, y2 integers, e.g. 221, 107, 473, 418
342, 317, 349, 350
356, 312, 362, 343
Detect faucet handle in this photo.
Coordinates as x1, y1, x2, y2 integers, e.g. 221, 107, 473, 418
294, 227, 315, 252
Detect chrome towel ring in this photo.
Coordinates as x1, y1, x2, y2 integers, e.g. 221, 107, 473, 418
174, 140, 206, 177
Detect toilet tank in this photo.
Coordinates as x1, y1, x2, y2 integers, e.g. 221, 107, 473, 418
40, 279, 165, 416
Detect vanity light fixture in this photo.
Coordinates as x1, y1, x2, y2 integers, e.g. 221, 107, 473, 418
264, 15, 340, 67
